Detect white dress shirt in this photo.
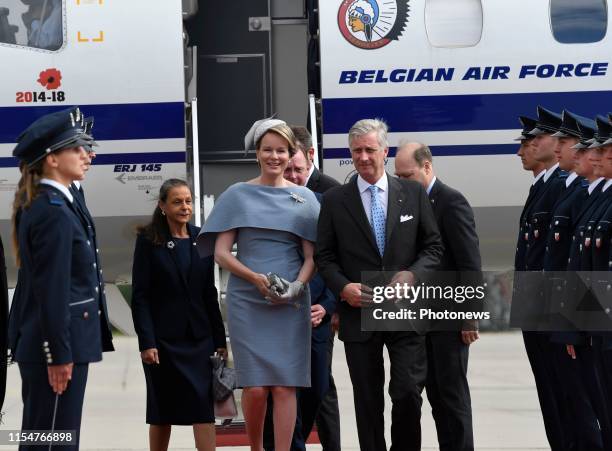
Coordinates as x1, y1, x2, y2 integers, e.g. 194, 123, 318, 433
565, 172, 578, 188
588, 177, 605, 195
304, 164, 316, 187
544, 163, 559, 182
426, 176, 437, 195
357, 173, 388, 224
533, 169, 546, 185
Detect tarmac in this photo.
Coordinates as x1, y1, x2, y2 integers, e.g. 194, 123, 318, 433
1, 331, 550, 450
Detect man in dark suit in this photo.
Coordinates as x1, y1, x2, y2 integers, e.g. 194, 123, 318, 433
291, 126, 341, 451
315, 118, 443, 451
394, 142, 480, 451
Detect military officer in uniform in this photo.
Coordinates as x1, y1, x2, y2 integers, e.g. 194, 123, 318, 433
556, 116, 611, 449
590, 134, 612, 439
512, 115, 546, 288
512, 108, 567, 450
578, 118, 612, 435
545, 111, 603, 450
8, 107, 114, 450
68, 118, 114, 352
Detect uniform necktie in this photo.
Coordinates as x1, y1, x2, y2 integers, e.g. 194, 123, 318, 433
368, 185, 385, 256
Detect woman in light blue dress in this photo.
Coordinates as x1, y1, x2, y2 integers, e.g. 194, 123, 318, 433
197, 119, 319, 451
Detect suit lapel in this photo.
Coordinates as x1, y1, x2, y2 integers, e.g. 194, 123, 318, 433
385, 176, 404, 252
64, 186, 90, 232
575, 184, 604, 226
520, 178, 544, 223
553, 177, 580, 211
76, 186, 94, 228
307, 168, 320, 192
342, 177, 379, 255
428, 178, 442, 213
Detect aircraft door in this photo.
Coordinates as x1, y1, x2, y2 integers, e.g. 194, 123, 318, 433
186, 1, 273, 162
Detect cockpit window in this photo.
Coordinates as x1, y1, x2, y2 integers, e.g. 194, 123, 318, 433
0, 0, 64, 51
425, 0, 483, 48
551, 0, 607, 44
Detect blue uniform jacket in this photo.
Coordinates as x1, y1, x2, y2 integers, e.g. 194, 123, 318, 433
10, 185, 108, 365
525, 168, 566, 271
553, 184, 608, 345
131, 223, 226, 352
70, 184, 114, 352
543, 176, 585, 271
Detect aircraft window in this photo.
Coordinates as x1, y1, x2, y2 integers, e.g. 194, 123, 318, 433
551, 0, 607, 44
425, 0, 483, 48
0, 0, 64, 51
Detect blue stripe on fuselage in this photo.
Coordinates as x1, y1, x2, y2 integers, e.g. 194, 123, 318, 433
322, 90, 612, 133
0, 102, 185, 144
323, 144, 517, 159
0, 151, 186, 168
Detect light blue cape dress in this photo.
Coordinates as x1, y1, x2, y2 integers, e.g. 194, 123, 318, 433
197, 183, 319, 387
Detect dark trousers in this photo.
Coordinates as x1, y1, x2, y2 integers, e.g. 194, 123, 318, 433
425, 331, 473, 451
315, 334, 341, 451
586, 339, 612, 449
552, 342, 603, 451
597, 346, 612, 442
344, 331, 426, 451
18, 363, 89, 451
523, 331, 567, 450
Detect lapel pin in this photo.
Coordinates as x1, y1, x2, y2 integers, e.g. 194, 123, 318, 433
166, 241, 175, 250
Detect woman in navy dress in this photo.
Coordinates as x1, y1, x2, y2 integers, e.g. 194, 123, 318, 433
131, 179, 227, 451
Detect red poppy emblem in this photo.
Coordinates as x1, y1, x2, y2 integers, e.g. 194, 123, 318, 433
37, 68, 62, 90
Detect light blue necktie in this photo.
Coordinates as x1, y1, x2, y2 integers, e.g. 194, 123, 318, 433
368, 185, 385, 256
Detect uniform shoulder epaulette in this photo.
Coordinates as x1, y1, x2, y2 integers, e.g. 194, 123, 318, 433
46, 190, 65, 206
